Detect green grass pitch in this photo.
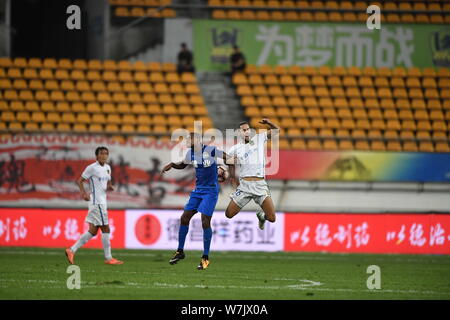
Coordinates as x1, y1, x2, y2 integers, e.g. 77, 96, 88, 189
0, 247, 449, 300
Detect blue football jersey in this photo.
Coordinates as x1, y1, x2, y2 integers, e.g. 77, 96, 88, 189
184, 145, 223, 191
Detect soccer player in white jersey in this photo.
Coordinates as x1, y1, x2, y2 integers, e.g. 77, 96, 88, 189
225, 119, 279, 230
65, 146, 124, 265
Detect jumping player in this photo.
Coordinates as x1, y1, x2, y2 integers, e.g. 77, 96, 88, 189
65, 146, 123, 265
225, 118, 279, 230
161, 132, 234, 270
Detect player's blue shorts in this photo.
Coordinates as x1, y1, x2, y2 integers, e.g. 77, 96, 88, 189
184, 188, 219, 216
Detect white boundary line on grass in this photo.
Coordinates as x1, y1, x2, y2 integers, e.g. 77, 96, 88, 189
1, 278, 450, 296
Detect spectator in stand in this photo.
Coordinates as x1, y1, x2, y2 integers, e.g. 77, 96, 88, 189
230, 45, 246, 75
177, 43, 195, 73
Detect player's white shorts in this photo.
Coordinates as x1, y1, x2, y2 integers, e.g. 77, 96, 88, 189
85, 204, 109, 226
230, 178, 271, 208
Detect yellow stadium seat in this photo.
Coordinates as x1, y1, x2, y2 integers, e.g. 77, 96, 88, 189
370, 141, 385, 151
255, 10, 270, 20
101, 71, 116, 81
118, 71, 133, 82
70, 70, 85, 80
287, 97, 302, 108
40, 122, 55, 132
327, 76, 342, 87
423, 68, 437, 78
43, 58, 57, 69
87, 123, 102, 133
92, 113, 107, 124
55, 123, 70, 131
311, 76, 326, 86
416, 14, 429, 23
303, 66, 317, 76
435, 143, 450, 153
105, 124, 120, 133
30, 111, 46, 123
405, 77, 420, 88
56, 59, 71, 70
27, 58, 41, 68
97, 92, 112, 103
400, 14, 414, 23
181, 72, 197, 83
409, 88, 423, 99
87, 59, 102, 70
330, 87, 345, 98
87, 102, 102, 113
418, 142, 434, 152
73, 59, 87, 69
306, 139, 322, 150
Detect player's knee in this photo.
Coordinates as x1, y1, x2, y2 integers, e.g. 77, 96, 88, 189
180, 216, 190, 226
102, 226, 110, 233
225, 210, 234, 219
267, 216, 276, 223
202, 222, 210, 229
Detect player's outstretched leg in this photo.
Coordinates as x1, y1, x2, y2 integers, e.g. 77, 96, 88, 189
170, 210, 195, 265
65, 225, 97, 264
197, 213, 212, 270
101, 225, 123, 265
256, 197, 276, 230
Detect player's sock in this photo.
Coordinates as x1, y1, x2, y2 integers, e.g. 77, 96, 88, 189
177, 225, 189, 251
70, 231, 94, 253
202, 228, 212, 257
102, 232, 112, 260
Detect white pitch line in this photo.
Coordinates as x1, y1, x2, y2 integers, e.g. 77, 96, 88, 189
152, 282, 450, 295
1, 278, 449, 296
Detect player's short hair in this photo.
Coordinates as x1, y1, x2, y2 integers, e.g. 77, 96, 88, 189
95, 146, 109, 156
238, 121, 249, 128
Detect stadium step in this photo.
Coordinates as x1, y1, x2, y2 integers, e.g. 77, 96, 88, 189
197, 71, 246, 133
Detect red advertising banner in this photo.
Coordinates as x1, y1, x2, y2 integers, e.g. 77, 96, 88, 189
0, 208, 125, 248
284, 213, 450, 254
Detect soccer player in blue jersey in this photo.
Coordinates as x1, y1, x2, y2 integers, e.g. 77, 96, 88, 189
161, 132, 234, 270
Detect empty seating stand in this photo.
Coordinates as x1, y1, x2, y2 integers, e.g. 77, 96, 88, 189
234, 64, 450, 152
209, 0, 449, 24
109, 0, 177, 18
0, 57, 212, 137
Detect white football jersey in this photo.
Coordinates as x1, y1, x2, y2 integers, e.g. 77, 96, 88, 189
227, 132, 268, 178
81, 161, 111, 205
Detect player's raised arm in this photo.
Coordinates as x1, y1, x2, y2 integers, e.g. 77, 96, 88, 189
222, 151, 238, 186
222, 151, 236, 176
76, 176, 90, 201
259, 118, 279, 140
161, 161, 188, 175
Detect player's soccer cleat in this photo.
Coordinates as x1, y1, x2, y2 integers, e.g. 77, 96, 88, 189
169, 251, 185, 265
256, 211, 266, 230
197, 258, 210, 270
105, 258, 124, 265
65, 248, 75, 264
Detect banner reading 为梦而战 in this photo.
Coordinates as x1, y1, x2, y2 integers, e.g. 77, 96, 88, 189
193, 19, 450, 71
